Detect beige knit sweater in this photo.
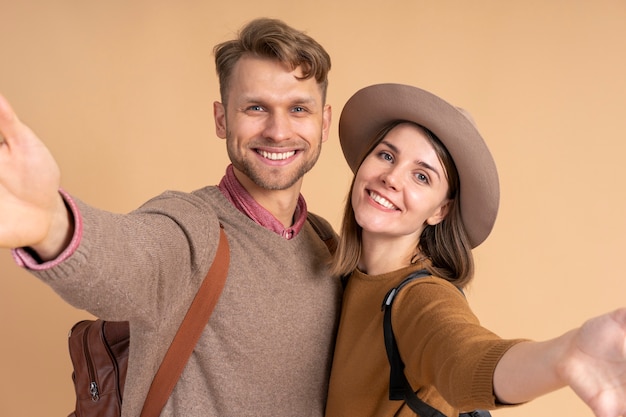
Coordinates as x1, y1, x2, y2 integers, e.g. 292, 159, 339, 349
32, 186, 342, 417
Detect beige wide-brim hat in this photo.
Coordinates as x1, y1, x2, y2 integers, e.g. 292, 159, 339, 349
339, 83, 499, 248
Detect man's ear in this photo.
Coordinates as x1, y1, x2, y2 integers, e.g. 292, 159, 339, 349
426, 199, 452, 226
213, 101, 227, 139
321, 104, 332, 143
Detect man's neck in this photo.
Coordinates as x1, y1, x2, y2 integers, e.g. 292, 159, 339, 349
251, 190, 300, 227
234, 170, 302, 228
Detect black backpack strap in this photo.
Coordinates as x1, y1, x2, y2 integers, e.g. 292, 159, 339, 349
460, 411, 492, 417
382, 269, 444, 417
381, 270, 492, 417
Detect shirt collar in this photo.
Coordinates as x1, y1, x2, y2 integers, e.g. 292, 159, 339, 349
217, 164, 307, 239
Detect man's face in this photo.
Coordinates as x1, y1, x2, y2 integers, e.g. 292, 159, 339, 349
214, 55, 331, 195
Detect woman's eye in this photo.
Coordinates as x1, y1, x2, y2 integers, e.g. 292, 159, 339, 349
379, 151, 393, 162
415, 173, 429, 184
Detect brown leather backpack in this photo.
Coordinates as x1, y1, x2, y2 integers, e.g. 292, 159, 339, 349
67, 320, 129, 417
67, 227, 229, 417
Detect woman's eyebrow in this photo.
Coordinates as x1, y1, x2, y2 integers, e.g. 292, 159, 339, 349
380, 139, 442, 181
416, 160, 441, 181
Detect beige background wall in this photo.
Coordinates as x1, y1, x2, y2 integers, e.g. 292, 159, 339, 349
1, 1, 625, 416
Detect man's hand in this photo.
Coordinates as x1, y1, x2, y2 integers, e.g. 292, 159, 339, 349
0, 93, 71, 258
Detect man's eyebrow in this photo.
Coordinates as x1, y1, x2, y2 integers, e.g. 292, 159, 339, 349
238, 94, 317, 106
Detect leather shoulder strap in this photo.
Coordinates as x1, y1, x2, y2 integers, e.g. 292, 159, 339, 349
307, 212, 337, 255
140, 226, 230, 417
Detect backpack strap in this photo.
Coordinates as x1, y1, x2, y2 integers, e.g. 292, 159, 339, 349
381, 269, 492, 417
140, 225, 230, 417
142, 216, 334, 417
307, 212, 337, 255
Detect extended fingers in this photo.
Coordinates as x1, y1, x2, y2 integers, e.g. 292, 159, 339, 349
0, 93, 20, 143
610, 308, 626, 327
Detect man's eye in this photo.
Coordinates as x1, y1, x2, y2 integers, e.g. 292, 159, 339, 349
248, 105, 263, 111
292, 106, 306, 113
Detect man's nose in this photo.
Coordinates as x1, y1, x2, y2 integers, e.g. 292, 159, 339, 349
262, 111, 293, 142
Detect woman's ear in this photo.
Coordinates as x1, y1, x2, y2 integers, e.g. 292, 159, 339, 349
426, 199, 452, 226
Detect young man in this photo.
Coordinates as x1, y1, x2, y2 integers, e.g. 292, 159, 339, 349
0, 18, 340, 416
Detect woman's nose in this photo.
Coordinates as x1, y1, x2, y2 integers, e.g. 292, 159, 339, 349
381, 168, 401, 190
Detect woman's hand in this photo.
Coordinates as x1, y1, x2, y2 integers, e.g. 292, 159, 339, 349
495, 307, 626, 417
559, 308, 626, 417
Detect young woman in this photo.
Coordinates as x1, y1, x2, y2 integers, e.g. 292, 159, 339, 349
325, 83, 626, 417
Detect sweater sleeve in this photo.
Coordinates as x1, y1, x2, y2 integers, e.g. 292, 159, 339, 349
21, 189, 222, 323
394, 277, 527, 411
12, 188, 83, 270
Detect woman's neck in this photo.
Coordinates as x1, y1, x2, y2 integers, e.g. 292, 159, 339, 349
358, 232, 417, 276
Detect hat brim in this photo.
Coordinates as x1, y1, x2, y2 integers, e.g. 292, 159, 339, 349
338, 83, 499, 248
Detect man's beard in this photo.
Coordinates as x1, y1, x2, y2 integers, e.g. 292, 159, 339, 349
226, 135, 322, 191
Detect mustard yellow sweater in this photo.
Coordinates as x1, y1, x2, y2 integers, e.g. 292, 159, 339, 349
325, 265, 524, 417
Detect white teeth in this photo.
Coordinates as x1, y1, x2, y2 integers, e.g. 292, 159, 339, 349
258, 150, 296, 160
369, 191, 397, 210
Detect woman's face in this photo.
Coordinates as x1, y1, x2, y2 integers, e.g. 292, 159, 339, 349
351, 123, 451, 242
